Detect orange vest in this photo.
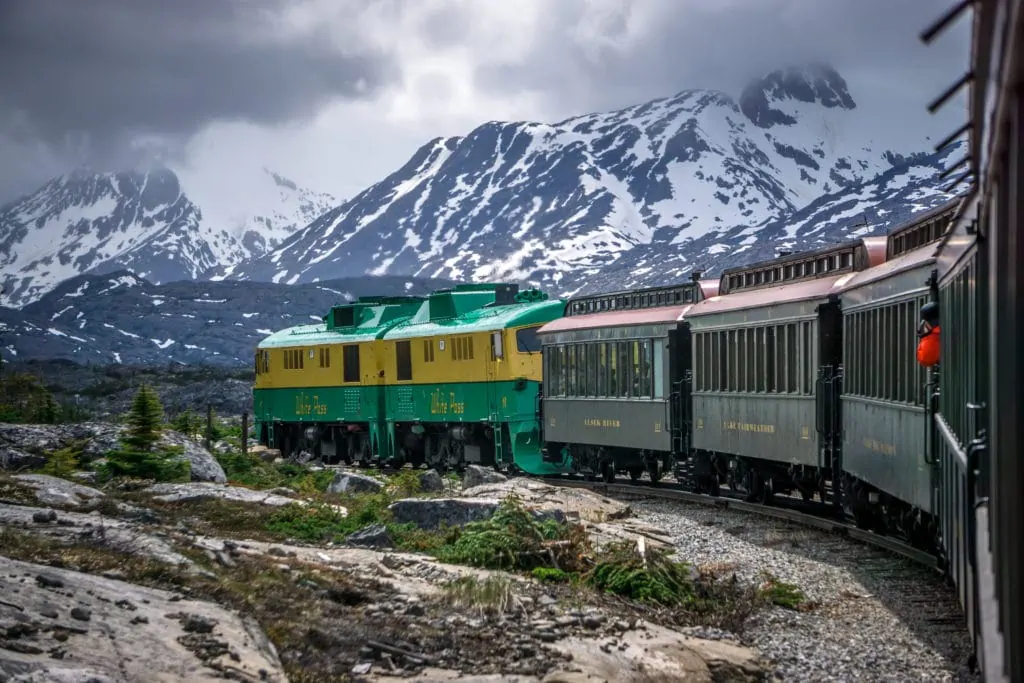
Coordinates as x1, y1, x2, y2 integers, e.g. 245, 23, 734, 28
917, 326, 940, 367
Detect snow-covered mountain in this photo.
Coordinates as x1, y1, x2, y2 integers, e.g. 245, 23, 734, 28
219, 64, 958, 294
584, 144, 964, 293
0, 166, 334, 308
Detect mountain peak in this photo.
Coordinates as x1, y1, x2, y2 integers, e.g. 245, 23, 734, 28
740, 63, 856, 128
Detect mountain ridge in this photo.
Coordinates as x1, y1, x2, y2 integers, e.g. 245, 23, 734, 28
216, 63, 956, 294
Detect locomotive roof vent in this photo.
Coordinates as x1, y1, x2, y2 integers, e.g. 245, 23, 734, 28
690, 269, 704, 282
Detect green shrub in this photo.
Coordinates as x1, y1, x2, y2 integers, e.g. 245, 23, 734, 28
435, 494, 589, 572
585, 540, 695, 607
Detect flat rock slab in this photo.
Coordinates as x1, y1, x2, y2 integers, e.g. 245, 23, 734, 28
461, 479, 630, 523
371, 621, 765, 682
0, 555, 287, 682
145, 482, 298, 507
190, 536, 518, 597
0, 503, 195, 568
12, 474, 105, 508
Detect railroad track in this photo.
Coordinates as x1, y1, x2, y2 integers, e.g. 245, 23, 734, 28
538, 475, 941, 571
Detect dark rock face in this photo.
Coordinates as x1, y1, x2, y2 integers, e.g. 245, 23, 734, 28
388, 497, 566, 531
462, 465, 508, 490
327, 471, 384, 495
345, 524, 394, 549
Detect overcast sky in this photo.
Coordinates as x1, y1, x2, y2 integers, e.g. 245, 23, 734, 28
0, 0, 971, 205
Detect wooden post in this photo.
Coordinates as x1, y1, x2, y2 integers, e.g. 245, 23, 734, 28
205, 404, 213, 451
241, 412, 249, 456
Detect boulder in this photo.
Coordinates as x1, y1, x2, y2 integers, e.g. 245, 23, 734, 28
462, 464, 507, 490
11, 474, 105, 508
417, 469, 445, 493
389, 497, 566, 530
0, 554, 287, 682
462, 478, 630, 523
345, 523, 394, 549
328, 471, 384, 495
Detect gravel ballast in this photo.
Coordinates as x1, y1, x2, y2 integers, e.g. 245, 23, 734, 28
628, 498, 978, 682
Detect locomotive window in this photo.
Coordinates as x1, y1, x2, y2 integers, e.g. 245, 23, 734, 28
343, 345, 360, 382
396, 341, 412, 381
516, 326, 542, 353
598, 344, 608, 396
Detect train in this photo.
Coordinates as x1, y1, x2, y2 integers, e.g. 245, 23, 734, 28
252, 0, 1021, 678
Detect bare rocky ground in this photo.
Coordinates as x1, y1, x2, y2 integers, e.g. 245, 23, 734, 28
0, 423, 777, 683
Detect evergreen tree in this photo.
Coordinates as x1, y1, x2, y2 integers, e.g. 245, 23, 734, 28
101, 385, 189, 482
172, 408, 203, 440
123, 384, 165, 451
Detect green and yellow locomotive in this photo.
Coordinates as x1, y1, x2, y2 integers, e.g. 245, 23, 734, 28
253, 283, 567, 474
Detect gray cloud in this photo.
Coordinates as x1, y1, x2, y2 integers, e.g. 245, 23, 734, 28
473, 0, 970, 119
0, 0, 972, 203
0, 0, 395, 171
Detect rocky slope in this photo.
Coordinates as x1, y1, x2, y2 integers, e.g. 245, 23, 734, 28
0, 423, 772, 682
220, 64, 960, 295
0, 271, 457, 367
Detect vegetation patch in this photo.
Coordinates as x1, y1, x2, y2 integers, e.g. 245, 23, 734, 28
758, 572, 811, 610
38, 440, 88, 478
442, 575, 520, 616
216, 449, 334, 493
586, 540, 695, 606
434, 494, 590, 572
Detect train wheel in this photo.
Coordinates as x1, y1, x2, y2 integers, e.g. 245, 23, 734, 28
628, 467, 643, 483
647, 461, 662, 485
601, 462, 615, 483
